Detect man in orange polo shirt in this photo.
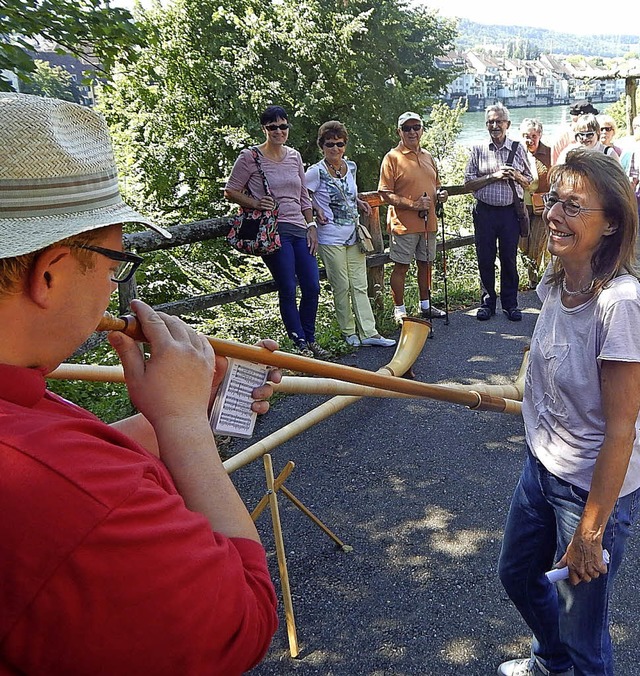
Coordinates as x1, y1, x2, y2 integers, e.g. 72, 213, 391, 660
378, 112, 447, 323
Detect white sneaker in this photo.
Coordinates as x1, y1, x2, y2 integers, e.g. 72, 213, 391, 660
345, 334, 361, 347
393, 308, 407, 324
497, 657, 573, 676
361, 335, 396, 347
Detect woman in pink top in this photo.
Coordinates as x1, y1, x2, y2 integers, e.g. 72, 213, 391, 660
225, 106, 329, 359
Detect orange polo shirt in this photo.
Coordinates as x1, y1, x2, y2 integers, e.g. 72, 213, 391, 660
378, 142, 441, 234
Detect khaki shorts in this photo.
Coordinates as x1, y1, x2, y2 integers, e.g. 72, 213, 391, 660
389, 231, 436, 264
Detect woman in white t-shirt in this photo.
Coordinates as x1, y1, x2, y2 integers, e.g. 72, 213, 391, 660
497, 149, 640, 676
556, 114, 620, 165
305, 121, 395, 348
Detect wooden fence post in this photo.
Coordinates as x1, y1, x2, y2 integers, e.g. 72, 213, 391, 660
360, 191, 386, 312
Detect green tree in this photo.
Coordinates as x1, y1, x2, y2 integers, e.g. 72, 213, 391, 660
505, 38, 540, 60
101, 0, 457, 226
97, 0, 458, 338
20, 59, 77, 101
0, 0, 146, 90
604, 91, 640, 136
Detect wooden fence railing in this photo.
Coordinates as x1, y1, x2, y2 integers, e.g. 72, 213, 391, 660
119, 186, 474, 317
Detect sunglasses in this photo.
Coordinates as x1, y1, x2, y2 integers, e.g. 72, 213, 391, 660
575, 131, 596, 141
264, 123, 290, 132
600, 127, 613, 132
401, 124, 422, 133
324, 141, 346, 148
73, 245, 144, 284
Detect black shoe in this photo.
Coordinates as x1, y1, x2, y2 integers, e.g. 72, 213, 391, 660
503, 307, 522, 322
292, 340, 315, 358
477, 306, 495, 321
307, 342, 333, 360
421, 306, 447, 319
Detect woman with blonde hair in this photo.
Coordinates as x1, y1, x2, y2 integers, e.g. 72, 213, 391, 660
556, 114, 620, 164
597, 114, 622, 157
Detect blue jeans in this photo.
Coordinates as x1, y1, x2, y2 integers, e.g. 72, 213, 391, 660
262, 226, 320, 344
498, 450, 639, 675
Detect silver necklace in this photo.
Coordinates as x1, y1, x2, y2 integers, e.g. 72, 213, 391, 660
562, 277, 594, 296
325, 159, 344, 178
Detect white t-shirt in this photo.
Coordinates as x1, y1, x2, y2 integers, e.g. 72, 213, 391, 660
523, 272, 640, 496
556, 141, 620, 165
305, 160, 359, 246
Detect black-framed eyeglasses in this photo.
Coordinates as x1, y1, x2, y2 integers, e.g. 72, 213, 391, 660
401, 124, 422, 133
575, 131, 596, 141
73, 245, 143, 283
264, 123, 290, 131
542, 193, 606, 218
324, 141, 346, 148
600, 126, 613, 132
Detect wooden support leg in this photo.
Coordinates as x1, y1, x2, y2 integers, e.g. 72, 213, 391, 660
251, 461, 295, 521
263, 454, 299, 658
253, 461, 351, 551
280, 485, 352, 552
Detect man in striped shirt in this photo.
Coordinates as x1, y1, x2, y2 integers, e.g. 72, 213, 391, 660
464, 103, 532, 322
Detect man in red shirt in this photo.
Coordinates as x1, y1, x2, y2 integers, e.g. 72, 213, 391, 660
0, 93, 279, 675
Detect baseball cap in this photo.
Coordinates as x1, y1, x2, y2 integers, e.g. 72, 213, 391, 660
397, 112, 422, 128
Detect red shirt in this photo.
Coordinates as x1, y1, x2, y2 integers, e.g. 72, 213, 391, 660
0, 364, 277, 675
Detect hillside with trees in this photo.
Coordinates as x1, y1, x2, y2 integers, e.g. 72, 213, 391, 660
455, 19, 640, 58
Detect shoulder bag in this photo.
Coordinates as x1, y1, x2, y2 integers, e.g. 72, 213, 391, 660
531, 192, 545, 216
226, 147, 281, 256
506, 141, 530, 238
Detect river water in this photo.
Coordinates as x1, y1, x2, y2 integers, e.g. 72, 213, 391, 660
456, 104, 571, 148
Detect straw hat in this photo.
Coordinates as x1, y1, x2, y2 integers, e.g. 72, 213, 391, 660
0, 93, 170, 258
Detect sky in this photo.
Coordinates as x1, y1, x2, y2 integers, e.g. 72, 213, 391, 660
417, 0, 640, 38
114, 0, 640, 39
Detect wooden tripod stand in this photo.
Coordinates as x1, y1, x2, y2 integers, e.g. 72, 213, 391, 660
251, 454, 351, 658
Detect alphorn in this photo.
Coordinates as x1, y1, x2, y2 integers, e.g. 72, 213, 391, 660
48, 313, 522, 416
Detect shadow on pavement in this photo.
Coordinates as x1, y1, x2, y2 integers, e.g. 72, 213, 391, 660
230, 291, 640, 675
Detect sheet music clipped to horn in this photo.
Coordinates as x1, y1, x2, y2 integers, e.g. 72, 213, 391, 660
209, 359, 270, 438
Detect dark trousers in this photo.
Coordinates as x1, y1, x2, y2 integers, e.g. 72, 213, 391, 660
473, 200, 520, 311
262, 227, 320, 344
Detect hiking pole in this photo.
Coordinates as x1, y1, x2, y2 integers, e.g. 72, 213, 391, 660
436, 195, 450, 326
420, 192, 434, 338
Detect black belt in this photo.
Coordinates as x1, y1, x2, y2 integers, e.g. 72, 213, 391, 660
477, 200, 515, 209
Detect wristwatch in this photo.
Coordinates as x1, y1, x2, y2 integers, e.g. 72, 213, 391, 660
306, 221, 318, 229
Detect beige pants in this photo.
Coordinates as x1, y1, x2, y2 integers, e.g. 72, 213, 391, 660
318, 243, 378, 338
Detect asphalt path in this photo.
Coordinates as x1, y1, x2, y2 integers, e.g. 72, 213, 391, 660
229, 290, 640, 675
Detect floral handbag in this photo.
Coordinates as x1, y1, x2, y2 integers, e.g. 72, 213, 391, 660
226, 148, 281, 256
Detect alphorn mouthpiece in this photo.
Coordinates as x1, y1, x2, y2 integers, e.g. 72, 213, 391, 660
97, 312, 147, 342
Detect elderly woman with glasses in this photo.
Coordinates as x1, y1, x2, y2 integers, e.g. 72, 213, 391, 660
597, 114, 622, 157
556, 114, 620, 165
224, 105, 330, 360
497, 149, 640, 676
304, 121, 395, 348
519, 118, 551, 288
